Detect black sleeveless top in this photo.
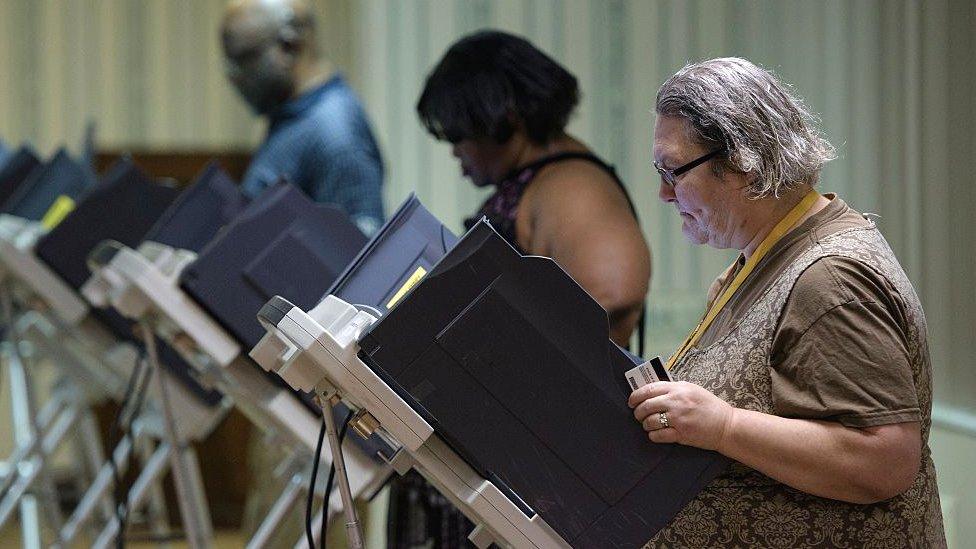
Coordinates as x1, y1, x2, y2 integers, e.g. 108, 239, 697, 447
462, 151, 639, 252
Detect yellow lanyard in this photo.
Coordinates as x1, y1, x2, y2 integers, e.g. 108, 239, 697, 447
666, 190, 821, 370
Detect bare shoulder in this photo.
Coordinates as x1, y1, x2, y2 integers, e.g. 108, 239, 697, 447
524, 158, 633, 218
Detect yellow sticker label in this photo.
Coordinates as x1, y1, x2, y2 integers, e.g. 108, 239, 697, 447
386, 266, 428, 309
40, 195, 76, 230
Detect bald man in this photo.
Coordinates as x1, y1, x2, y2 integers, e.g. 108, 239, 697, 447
222, 0, 384, 234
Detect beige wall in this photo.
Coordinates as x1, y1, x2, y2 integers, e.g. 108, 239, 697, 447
1, 0, 974, 545
0, 0, 353, 154
931, 423, 976, 548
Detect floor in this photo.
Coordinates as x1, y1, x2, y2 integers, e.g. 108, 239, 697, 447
0, 524, 246, 549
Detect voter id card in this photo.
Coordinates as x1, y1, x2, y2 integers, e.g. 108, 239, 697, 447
624, 356, 671, 391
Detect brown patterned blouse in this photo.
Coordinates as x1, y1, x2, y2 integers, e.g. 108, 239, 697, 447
646, 197, 945, 548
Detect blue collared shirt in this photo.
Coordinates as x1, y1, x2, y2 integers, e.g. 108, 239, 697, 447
0, 140, 9, 169
241, 75, 385, 235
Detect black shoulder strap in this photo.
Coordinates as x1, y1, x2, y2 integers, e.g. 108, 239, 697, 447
637, 308, 646, 358
513, 151, 611, 176
514, 152, 640, 219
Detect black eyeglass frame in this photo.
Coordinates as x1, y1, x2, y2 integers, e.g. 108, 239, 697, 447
654, 148, 727, 187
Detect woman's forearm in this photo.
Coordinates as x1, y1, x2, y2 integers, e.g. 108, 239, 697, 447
717, 408, 920, 504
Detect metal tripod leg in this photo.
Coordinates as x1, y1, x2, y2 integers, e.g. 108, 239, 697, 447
76, 409, 115, 529
49, 334, 146, 548
0, 394, 79, 534
3, 356, 42, 549
54, 436, 134, 548
142, 323, 213, 549
0, 286, 39, 549
323, 396, 364, 549
291, 405, 364, 549
90, 441, 173, 549
0, 391, 66, 499
1, 337, 74, 542
136, 435, 171, 538
247, 472, 305, 549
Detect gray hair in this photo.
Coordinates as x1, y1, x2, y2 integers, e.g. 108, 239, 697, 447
656, 57, 836, 197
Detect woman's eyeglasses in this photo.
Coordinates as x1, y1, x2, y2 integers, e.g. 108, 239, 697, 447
653, 148, 726, 187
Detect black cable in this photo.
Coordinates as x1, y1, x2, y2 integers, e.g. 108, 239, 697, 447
127, 352, 155, 429
109, 354, 144, 549
108, 376, 138, 547
306, 419, 327, 549
321, 410, 354, 548
108, 349, 151, 549
118, 349, 156, 541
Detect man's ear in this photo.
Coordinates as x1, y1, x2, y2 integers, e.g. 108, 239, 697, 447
277, 25, 300, 56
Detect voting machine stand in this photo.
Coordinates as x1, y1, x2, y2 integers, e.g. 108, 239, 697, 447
253, 220, 731, 548
0, 151, 107, 545
252, 294, 567, 548
83, 178, 393, 548
0, 157, 222, 548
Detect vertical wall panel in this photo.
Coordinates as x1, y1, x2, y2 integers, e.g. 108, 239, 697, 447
38, 2, 67, 147
905, 0, 929, 286
423, 1, 460, 223
954, 0, 976, 414
820, 0, 851, 200
917, 0, 955, 415
561, 0, 595, 145
0, 3, 12, 133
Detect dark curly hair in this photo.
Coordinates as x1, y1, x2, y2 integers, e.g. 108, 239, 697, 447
417, 30, 579, 145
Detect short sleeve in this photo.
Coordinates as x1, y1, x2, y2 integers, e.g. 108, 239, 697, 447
769, 257, 921, 427
239, 151, 279, 199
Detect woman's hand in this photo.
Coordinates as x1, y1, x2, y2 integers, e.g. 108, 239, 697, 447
629, 381, 922, 503
628, 381, 735, 451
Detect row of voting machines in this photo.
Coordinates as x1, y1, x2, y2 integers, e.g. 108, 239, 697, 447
0, 140, 728, 548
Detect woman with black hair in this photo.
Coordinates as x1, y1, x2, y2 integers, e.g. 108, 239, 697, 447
418, 29, 651, 345
387, 30, 652, 548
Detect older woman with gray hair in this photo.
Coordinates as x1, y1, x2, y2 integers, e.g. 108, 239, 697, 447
629, 57, 945, 547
